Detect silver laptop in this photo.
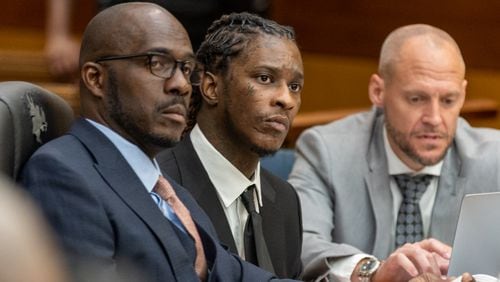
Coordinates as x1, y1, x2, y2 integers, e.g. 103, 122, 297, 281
448, 192, 500, 277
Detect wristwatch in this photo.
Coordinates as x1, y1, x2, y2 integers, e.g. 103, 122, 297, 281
358, 257, 381, 281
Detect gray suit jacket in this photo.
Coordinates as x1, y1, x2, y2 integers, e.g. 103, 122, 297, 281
288, 108, 500, 279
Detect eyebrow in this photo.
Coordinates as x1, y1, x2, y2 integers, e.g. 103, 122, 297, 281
403, 89, 462, 98
293, 71, 305, 81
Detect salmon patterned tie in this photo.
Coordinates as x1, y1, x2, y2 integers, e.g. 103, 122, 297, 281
154, 176, 208, 281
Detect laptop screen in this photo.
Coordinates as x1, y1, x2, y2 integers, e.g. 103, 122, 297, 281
448, 192, 500, 277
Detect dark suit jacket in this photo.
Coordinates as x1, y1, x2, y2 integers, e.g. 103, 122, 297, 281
157, 136, 303, 279
20, 119, 295, 282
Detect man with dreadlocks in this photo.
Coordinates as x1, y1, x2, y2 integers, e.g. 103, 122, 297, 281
158, 12, 304, 279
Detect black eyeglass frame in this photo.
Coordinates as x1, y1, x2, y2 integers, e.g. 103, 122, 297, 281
94, 52, 201, 85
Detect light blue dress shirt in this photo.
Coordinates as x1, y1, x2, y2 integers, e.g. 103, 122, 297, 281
86, 119, 185, 233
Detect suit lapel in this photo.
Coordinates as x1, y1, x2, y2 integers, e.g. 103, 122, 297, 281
70, 119, 197, 281
366, 115, 394, 258
260, 173, 278, 222
170, 137, 238, 253
429, 143, 465, 245
259, 173, 282, 263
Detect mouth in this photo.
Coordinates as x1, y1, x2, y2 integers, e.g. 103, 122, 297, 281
414, 132, 448, 145
159, 104, 187, 124
419, 134, 441, 139
263, 115, 290, 133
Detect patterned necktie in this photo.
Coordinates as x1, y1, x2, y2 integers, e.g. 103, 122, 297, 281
393, 174, 433, 248
240, 184, 276, 274
153, 176, 207, 281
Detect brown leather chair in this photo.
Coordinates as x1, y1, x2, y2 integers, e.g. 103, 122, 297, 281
0, 81, 74, 179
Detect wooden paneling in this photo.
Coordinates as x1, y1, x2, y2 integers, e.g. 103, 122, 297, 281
298, 53, 500, 114
270, 1, 500, 69
1, 1, 46, 29
0, 1, 96, 32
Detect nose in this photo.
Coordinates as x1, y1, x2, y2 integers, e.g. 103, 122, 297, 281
421, 99, 442, 126
163, 68, 191, 97
273, 83, 299, 110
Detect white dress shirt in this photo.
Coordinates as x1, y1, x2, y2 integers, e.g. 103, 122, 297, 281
190, 124, 263, 258
326, 125, 444, 281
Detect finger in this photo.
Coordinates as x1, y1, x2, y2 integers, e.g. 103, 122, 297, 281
399, 244, 441, 276
414, 250, 441, 276
408, 272, 442, 282
392, 252, 420, 277
433, 252, 450, 275
419, 238, 452, 259
427, 252, 442, 276
461, 272, 475, 282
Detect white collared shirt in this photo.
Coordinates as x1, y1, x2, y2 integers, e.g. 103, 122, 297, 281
190, 124, 263, 258
326, 124, 444, 281
383, 126, 443, 237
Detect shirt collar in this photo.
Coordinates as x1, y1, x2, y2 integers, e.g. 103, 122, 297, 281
383, 125, 443, 176
86, 119, 161, 192
190, 124, 263, 208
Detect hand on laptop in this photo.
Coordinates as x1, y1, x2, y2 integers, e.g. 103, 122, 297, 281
372, 238, 452, 282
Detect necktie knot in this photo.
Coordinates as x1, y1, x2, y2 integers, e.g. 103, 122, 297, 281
394, 174, 433, 203
241, 185, 257, 214
154, 176, 175, 201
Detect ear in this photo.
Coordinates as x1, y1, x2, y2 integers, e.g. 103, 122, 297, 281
81, 62, 106, 98
368, 73, 385, 107
200, 71, 219, 106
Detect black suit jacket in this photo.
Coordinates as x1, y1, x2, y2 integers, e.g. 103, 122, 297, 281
157, 136, 303, 279
20, 119, 296, 282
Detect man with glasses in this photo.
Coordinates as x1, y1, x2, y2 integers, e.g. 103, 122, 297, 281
157, 12, 304, 279
94, 52, 200, 84
20, 3, 297, 281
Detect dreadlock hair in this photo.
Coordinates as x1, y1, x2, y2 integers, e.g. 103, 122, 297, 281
184, 12, 296, 133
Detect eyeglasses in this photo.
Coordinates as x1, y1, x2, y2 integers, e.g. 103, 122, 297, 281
95, 52, 201, 85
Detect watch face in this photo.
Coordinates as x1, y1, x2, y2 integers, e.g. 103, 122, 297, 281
360, 258, 380, 276
361, 259, 377, 271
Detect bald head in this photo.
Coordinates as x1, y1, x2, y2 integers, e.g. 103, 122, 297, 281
79, 2, 188, 66
378, 24, 465, 83
78, 2, 194, 157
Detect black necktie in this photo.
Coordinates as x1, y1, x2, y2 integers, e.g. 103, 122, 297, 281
394, 174, 433, 248
240, 185, 275, 274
